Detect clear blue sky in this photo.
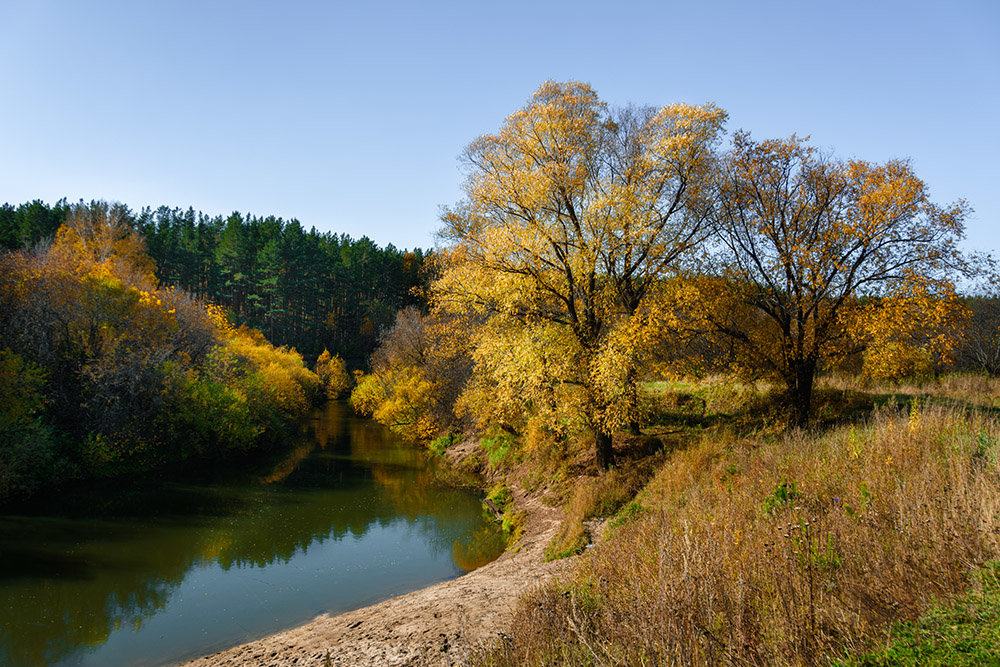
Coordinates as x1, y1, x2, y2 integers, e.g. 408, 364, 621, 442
1, 0, 997, 254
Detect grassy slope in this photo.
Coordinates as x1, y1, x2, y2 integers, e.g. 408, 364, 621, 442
471, 375, 1000, 666
838, 563, 1000, 666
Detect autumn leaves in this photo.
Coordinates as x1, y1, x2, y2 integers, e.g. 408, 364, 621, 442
0, 202, 323, 499
710, 132, 968, 424
365, 81, 970, 469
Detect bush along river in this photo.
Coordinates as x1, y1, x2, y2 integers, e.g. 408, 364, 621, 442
0, 401, 505, 666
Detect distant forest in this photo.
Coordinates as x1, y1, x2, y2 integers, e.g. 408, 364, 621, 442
0, 199, 428, 364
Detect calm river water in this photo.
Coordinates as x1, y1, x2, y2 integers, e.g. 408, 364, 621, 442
0, 402, 504, 666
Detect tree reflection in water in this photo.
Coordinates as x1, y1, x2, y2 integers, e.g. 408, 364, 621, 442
0, 402, 503, 666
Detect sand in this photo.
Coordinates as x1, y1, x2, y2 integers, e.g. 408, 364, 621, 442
181, 485, 570, 667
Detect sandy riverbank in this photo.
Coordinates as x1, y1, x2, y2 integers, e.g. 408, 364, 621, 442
181, 485, 571, 667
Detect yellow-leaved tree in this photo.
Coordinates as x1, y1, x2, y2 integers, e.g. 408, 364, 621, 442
351, 306, 474, 442
52, 200, 157, 284
849, 277, 968, 382
315, 349, 351, 398
436, 81, 727, 469
706, 132, 970, 423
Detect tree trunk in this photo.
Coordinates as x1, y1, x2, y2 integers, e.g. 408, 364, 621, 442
595, 428, 615, 471
788, 359, 817, 427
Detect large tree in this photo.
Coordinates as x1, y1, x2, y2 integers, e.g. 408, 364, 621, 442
707, 132, 969, 424
436, 81, 726, 469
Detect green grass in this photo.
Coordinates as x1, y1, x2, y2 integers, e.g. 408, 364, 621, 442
484, 483, 525, 546
481, 430, 520, 468
428, 433, 454, 456
837, 563, 1000, 666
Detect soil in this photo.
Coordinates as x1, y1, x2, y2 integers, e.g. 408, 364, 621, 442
181, 456, 571, 667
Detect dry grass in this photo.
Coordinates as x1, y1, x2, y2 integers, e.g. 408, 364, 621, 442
544, 460, 660, 561
472, 399, 1000, 666
819, 372, 1000, 408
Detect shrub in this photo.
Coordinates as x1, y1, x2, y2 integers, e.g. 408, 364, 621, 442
481, 430, 520, 469
315, 349, 351, 398
0, 350, 59, 499
484, 484, 524, 545
350, 367, 437, 442
429, 433, 454, 456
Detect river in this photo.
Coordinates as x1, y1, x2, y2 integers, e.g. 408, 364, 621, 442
0, 402, 504, 666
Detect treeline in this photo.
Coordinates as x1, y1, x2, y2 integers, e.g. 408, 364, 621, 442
0, 202, 345, 502
1, 200, 429, 362
0, 198, 69, 247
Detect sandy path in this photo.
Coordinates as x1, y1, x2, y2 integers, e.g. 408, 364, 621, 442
181, 488, 568, 667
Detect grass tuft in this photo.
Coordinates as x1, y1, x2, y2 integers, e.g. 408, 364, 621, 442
544, 461, 659, 561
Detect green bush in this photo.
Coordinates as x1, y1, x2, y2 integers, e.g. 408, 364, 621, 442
484, 483, 524, 545
158, 369, 262, 460
0, 350, 60, 499
0, 418, 59, 499
481, 430, 520, 468
429, 433, 454, 456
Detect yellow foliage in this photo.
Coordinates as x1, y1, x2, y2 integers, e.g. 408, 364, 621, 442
226, 327, 319, 415
350, 307, 475, 443
0, 212, 323, 478
315, 349, 351, 398
203, 301, 236, 337
453, 317, 586, 442
590, 279, 709, 431
850, 279, 969, 382
349, 371, 384, 416
436, 81, 726, 467
351, 367, 436, 441
52, 201, 157, 284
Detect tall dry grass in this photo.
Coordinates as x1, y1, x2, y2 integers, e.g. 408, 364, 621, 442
819, 372, 1000, 407
544, 460, 661, 561
473, 401, 1000, 665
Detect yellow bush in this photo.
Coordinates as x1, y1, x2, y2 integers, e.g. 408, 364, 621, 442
225, 326, 320, 416
316, 349, 351, 398
350, 367, 436, 441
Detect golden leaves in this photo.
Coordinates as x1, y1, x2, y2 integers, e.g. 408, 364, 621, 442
51, 201, 157, 285
850, 279, 969, 382
711, 132, 970, 413
366, 83, 973, 446
432, 82, 730, 459
315, 349, 351, 399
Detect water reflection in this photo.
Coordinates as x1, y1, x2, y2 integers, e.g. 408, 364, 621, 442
0, 402, 503, 666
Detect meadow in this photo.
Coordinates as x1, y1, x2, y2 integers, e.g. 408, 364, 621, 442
469, 374, 1000, 666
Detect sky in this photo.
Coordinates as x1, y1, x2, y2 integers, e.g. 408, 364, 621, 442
0, 0, 997, 254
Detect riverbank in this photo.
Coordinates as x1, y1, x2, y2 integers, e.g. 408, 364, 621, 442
182, 483, 570, 667
0, 402, 509, 667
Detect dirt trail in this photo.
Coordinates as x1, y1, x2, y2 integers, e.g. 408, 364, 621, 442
181, 488, 568, 667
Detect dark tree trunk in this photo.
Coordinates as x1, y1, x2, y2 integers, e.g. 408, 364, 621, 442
788, 359, 817, 427
595, 428, 615, 470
